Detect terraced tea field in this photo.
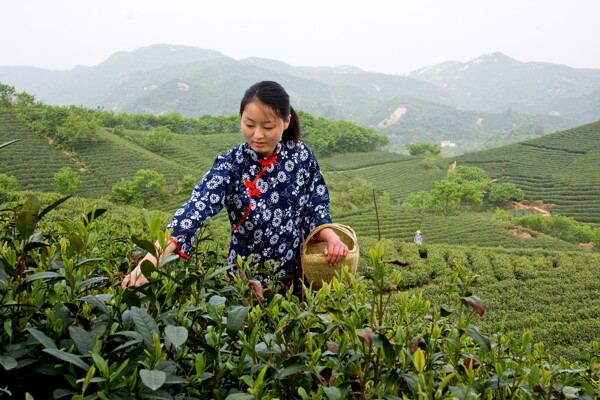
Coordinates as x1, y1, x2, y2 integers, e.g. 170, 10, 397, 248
458, 121, 600, 222
0, 111, 97, 193
337, 206, 585, 251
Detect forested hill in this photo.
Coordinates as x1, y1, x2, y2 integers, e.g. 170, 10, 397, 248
2, 45, 600, 154
457, 120, 600, 223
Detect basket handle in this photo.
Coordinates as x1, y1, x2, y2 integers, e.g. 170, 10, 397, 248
303, 223, 357, 252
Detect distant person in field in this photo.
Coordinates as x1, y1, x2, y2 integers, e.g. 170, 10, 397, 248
413, 230, 423, 245
121, 81, 348, 294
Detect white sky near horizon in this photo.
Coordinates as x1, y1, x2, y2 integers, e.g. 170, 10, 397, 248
1, 0, 599, 75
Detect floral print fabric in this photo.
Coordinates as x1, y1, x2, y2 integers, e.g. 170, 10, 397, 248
167, 140, 332, 282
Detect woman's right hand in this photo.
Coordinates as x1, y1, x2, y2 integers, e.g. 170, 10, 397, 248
121, 240, 175, 289
121, 265, 149, 289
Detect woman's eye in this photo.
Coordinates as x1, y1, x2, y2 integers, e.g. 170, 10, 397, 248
245, 123, 255, 128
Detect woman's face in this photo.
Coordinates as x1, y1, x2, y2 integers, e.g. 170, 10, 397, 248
241, 101, 290, 157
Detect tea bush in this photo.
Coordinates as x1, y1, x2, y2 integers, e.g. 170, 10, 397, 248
1, 195, 598, 399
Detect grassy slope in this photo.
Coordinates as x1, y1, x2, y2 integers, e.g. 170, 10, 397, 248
0, 111, 98, 192
457, 120, 600, 222
2, 109, 598, 248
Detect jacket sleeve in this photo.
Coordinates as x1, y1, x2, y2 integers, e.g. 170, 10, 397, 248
301, 144, 333, 238
167, 154, 232, 258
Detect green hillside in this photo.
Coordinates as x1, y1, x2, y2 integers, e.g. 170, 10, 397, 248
320, 152, 447, 203
339, 207, 583, 252
0, 111, 91, 192
2, 108, 599, 249
457, 120, 600, 222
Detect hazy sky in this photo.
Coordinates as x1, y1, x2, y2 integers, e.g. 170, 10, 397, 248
1, 0, 599, 75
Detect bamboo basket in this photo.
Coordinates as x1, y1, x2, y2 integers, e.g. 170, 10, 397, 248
301, 223, 359, 290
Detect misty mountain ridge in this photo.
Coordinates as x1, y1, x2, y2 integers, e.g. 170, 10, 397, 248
410, 52, 600, 112
1, 44, 599, 154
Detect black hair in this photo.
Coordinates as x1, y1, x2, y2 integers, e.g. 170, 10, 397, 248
240, 81, 301, 142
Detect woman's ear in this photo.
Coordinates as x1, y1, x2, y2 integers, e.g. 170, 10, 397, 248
283, 114, 291, 130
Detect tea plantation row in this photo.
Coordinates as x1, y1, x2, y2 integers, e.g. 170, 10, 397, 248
458, 121, 600, 223
0, 193, 598, 398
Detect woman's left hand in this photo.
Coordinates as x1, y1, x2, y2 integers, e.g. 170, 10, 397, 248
319, 228, 349, 266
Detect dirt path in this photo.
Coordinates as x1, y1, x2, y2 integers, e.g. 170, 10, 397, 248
512, 201, 552, 216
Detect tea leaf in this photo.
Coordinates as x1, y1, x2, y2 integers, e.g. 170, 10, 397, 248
24, 271, 65, 283
84, 208, 107, 227
208, 295, 227, 306
463, 325, 491, 352
462, 295, 485, 316
224, 394, 253, 400
78, 295, 110, 315
413, 348, 426, 372
226, 306, 250, 334
77, 276, 109, 289
38, 195, 72, 219
402, 374, 420, 393
74, 258, 105, 268
43, 349, 90, 370
139, 369, 166, 391
278, 363, 306, 378
16, 211, 36, 238
206, 265, 234, 281
323, 386, 342, 400
24, 242, 49, 252
68, 326, 95, 355
26, 327, 57, 349
165, 325, 188, 348
131, 306, 159, 347
0, 139, 20, 149
132, 236, 157, 258
0, 355, 17, 370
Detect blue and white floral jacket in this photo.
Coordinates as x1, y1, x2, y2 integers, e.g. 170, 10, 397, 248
167, 140, 332, 281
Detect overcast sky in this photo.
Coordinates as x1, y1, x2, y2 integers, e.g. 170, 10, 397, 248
1, 0, 599, 75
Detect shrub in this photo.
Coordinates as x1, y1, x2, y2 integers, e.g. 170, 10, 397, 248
0, 173, 17, 191
111, 169, 167, 206
53, 167, 81, 195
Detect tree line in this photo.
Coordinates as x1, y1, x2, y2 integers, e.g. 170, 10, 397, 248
0, 83, 388, 157
0, 82, 389, 205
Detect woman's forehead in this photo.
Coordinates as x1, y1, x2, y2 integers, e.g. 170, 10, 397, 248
242, 101, 280, 122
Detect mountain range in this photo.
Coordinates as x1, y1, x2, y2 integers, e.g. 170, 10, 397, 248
2, 44, 600, 154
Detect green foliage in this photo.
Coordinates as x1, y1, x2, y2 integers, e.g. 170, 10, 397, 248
406, 142, 441, 156
329, 176, 376, 212
54, 113, 90, 148
41, 106, 69, 135
53, 167, 81, 195
0, 173, 17, 191
489, 182, 524, 204
111, 169, 167, 206
402, 166, 527, 213
0, 83, 16, 107
143, 126, 173, 154
0, 196, 598, 398
420, 151, 445, 170
514, 214, 600, 245
177, 173, 198, 195
299, 110, 389, 156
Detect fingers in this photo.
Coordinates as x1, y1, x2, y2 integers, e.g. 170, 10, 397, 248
121, 269, 147, 289
324, 241, 349, 266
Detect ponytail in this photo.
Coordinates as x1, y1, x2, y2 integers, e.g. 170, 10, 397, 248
283, 107, 301, 142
